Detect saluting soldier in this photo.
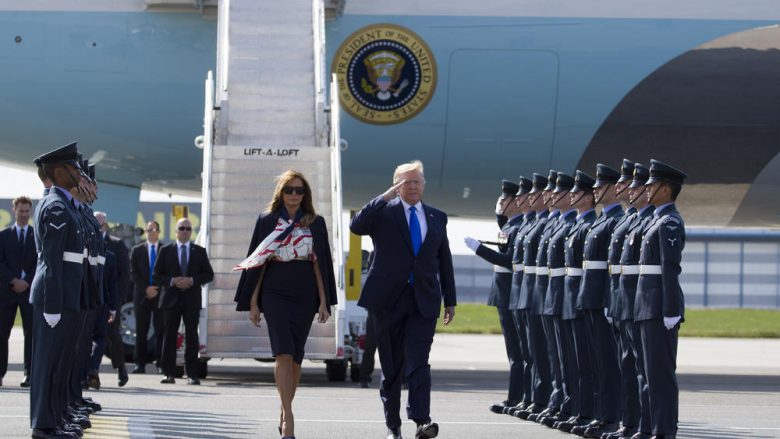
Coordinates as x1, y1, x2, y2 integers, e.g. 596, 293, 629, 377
528, 170, 561, 423
603, 159, 639, 439
515, 173, 551, 420
556, 170, 597, 434
574, 164, 625, 438
634, 160, 688, 439
613, 163, 655, 439
506, 177, 535, 416
29, 143, 87, 439
538, 173, 577, 429
464, 179, 525, 415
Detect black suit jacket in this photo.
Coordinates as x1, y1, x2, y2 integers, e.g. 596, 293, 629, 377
350, 196, 456, 319
0, 225, 37, 300
153, 242, 214, 310
104, 234, 130, 304
130, 241, 163, 307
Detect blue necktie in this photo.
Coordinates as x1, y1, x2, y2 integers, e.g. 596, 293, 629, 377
149, 244, 157, 285
180, 245, 189, 276
409, 206, 422, 284
409, 206, 422, 255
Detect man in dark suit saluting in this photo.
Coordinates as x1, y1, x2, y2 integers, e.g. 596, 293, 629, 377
350, 160, 457, 439
154, 217, 213, 385
129, 221, 164, 374
0, 196, 37, 387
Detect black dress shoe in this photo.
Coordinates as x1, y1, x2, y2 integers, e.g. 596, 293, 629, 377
187, 377, 201, 385
559, 416, 591, 433
629, 433, 653, 439
20, 375, 30, 387
585, 421, 619, 438
489, 400, 512, 414
605, 426, 636, 439
60, 423, 83, 437
516, 403, 542, 420
118, 368, 129, 387
131, 364, 146, 374
573, 419, 601, 437
649, 435, 675, 439
87, 372, 101, 390
386, 426, 402, 439
31, 427, 77, 438
160, 376, 175, 384
415, 422, 439, 439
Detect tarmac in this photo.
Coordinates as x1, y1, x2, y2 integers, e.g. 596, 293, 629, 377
1, 328, 779, 439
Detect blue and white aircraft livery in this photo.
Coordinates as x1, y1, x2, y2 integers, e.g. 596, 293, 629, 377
0, 0, 779, 226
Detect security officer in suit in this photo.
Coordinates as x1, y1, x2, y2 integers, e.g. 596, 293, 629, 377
528, 170, 562, 423
612, 163, 655, 439
505, 177, 535, 416
30, 142, 87, 439
574, 164, 625, 438
154, 217, 214, 384
538, 173, 577, 429
515, 173, 551, 420
130, 221, 164, 374
0, 196, 36, 387
556, 170, 597, 434
634, 160, 688, 439
603, 160, 639, 439
464, 179, 524, 414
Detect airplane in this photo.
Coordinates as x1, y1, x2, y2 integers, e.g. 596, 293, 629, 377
1, 0, 779, 227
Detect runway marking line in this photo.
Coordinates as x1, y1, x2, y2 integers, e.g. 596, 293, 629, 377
83, 415, 130, 439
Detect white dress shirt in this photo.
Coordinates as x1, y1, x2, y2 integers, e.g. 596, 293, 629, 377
400, 198, 428, 241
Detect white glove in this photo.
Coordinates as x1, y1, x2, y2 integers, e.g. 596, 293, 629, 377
663, 315, 681, 330
495, 198, 505, 215
43, 313, 61, 328
604, 307, 612, 324
464, 237, 481, 252
109, 310, 117, 318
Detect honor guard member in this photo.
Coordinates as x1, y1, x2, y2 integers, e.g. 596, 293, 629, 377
528, 170, 562, 423
464, 179, 524, 414
538, 173, 578, 429
604, 160, 640, 439
574, 164, 625, 438
515, 173, 551, 420
556, 170, 597, 434
634, 160, 688, 439
505, 177, 535, 416
614, 163, 655, 439
30, 142, 87, 439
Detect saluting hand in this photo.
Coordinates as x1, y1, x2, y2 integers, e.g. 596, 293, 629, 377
382, 179, 406, 202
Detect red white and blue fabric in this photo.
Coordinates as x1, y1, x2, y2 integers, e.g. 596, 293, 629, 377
233, 211, 314, 271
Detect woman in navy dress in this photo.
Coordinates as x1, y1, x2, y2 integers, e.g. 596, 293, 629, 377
234, 170, 338, 439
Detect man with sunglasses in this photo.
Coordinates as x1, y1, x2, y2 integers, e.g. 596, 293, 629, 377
154, 217, 214, 385
130, 221, 164, 375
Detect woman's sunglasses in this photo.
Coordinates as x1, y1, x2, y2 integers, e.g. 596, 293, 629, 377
282, 186, 306, 195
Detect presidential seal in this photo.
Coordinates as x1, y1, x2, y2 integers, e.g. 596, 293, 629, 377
332, 24, 437, 124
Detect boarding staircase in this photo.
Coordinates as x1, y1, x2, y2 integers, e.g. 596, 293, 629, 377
198, 0, 347, 369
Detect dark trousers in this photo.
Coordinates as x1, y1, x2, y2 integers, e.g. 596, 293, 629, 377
555, 317, 576, 417
584, 309, 622, 422
542, 315, 563, 410
639, 320, 679, 436
569, 316, 595, 419
359, 311, 377, 383
615, 320, 640, 429
528, 313, 550, 406
0, 293, 32, 377
66, 310, 89, 407
511, 309, 532, 405
374, 285, 436, 429
497, 306, 524, 403
626, 320, 651, 433
30, 306, 78, 430
89, 305, 110, 373
134, 300, 163, 367
160, 305, 200, 378
106, 312, 126, 370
